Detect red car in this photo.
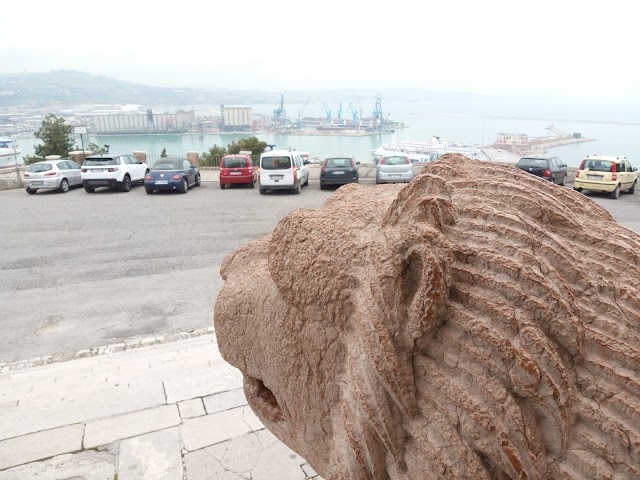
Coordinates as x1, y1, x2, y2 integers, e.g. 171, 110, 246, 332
219, 154, 256, 189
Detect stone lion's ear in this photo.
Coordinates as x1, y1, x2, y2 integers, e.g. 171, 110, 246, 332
384, 173, 458, 229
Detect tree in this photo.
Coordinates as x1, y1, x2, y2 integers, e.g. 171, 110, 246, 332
23, 114, 75, 165
201, 145, 227, 165
160, 148, 168, 158
86, 142, 106, 154
226, 137, 267, 155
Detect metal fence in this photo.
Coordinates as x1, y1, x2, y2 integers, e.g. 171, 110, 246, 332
146, 155, 187, 168
198, 155, 261, 168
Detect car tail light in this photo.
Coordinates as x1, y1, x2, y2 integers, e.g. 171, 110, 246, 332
81, 168, 87, 173
543, 169, 551, 177
321, 160, 327, 172
351, 159, 357, 169
611, 163, 617, 173
612, 173, 618, 181
292, 166, 298, 180
145, 175, 151, 181
45, 172, 57, 176
24, 173, 30, 177
107, 167, 118, 172
173, 174, 180, 180
379, 158, 385, 165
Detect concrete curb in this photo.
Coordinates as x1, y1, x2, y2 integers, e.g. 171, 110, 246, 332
0, 327, 216, 374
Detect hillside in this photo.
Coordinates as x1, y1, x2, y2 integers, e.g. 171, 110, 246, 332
0, 70, 282, 107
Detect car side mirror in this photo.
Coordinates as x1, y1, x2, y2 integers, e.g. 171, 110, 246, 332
634, 167, 638, 172
356, 161, 361, 165
561, 164, 567, 168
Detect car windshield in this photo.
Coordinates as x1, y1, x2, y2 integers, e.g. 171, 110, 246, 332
84, 158, 119, 166
153, 161, 182, 170
517, 158, 548, 168
261, 156, 291, 170
384, 156, 408, 165
223, 158, 247, 168
583, 159, 614, 172
326, 158, 352, 168
26, 163, 53, 172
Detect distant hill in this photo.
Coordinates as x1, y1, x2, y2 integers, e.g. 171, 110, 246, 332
0, 70, 289, 107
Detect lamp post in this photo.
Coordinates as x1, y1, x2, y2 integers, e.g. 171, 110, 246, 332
12, 138, 22, 187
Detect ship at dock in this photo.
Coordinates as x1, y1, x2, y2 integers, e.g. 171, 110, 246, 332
372, 136, 484, 163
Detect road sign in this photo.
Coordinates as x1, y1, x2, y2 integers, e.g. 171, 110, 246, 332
74, 126, 88, 135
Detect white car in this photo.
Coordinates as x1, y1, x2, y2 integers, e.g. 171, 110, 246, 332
81, 154, 149, 193
23, 159, 83, 194
258, 150, 310, 194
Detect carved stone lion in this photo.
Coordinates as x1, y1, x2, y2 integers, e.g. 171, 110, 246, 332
214, 154, 640, 479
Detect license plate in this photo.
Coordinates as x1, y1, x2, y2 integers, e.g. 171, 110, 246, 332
333, 171, 344, 175
389, 174, 402, 177
270, 175, 284, 180
31, 181, 43, 185
92, 169, 104, 173
156, 180, 168, 184
587, 175, 602, 180
230, 172, 242, 175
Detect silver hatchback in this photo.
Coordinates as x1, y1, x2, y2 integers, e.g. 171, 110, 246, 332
23, 159, 83, 194
376, 155, 415, 184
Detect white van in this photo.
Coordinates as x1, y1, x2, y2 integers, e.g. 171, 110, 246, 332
258, 149, 310, 194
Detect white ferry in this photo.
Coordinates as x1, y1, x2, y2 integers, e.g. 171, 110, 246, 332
372, 136, 483, 163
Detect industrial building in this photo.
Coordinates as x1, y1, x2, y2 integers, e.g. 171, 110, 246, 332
93, 110, 189, 134
220, 106, 253, 132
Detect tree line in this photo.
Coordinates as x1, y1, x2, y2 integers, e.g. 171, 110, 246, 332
22, 114, 269, 165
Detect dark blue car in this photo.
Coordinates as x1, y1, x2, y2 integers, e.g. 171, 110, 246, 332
145, 157, 201, 194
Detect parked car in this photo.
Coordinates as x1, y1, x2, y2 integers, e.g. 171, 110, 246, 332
574, 155, 637, 199
220, 154, 256, 189
376, 154, 414, 184
258, 150, 310, 194
320, 157, 359, 189
144, 157, 201, 194
515, 155, 567, 185
23, 159, 82, 194
81, 154, 149, 193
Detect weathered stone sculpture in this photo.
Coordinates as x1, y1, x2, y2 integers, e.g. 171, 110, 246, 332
214, 154, 640, 479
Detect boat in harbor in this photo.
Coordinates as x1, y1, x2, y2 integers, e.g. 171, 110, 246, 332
0, 138, 20, 163
372, 136, 484, 163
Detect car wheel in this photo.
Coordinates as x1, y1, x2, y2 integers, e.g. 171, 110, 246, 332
25, 188, 37, 195
628, 180, 636, 194
120, 175, 131, 192
84, 186, 95, 193
219, 182, 225, 189
303, 176, 309, 187
145, 188, 154, 194
259, 188, 266, 195
181, 177, 189, 194
59, 178, 69, 193
195, 174, 201, 187
293, 181, 301, 194
250, 181, 255, 189
610, 184, 620, 199
320, 182, 326, 190
560, 175, 566, 186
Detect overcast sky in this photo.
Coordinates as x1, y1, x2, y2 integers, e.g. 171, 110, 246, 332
3, 0, 638, 103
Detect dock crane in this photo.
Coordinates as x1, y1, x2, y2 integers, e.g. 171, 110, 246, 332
347, 103, 359, 127
337, 101, 343, 124
371, 93, 383, 130
273, 95, 286, 129
297, 97, 311, 128
322, 102, 332, 125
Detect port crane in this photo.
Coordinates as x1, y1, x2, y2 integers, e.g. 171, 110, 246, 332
347, 103, 359, 127
322, 102, 332, 125
371, 93, 383, 130
273, 95, 286, 129
297, 97, 311, 128
337, 101, 343, 124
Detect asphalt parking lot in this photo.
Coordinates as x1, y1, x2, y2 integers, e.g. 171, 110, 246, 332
1, 179, 638, 362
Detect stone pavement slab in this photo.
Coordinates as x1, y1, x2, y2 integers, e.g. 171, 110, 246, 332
0, 450, 116, 480
0, 424, 83, 470
84, 404, 180, 449
0, 335, 323, 479
118, 427, 183, 480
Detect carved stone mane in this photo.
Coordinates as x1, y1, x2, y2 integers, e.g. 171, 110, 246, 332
214, 154, 640, 479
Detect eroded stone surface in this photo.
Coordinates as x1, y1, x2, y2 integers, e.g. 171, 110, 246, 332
215, 155, 640, 479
